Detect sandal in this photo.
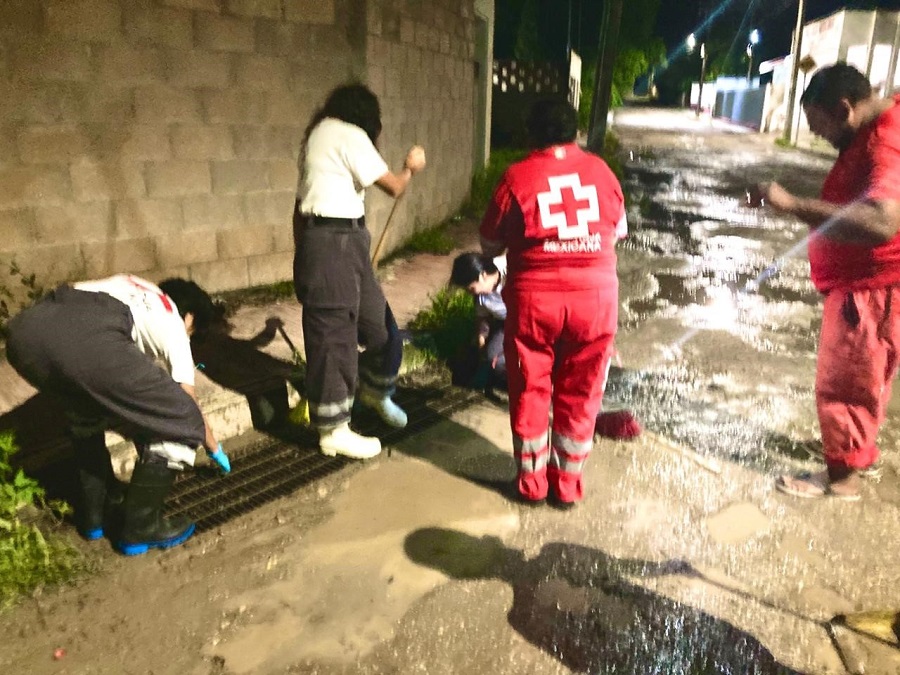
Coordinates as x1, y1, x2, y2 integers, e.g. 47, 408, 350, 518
775, 471, 861, 502
859, 462, 883, 480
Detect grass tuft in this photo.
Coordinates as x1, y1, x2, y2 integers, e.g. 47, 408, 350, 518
463, 149, 528, 218
0, 431, 85, 609
409, 287, 477, 363
392, 223, 458, 258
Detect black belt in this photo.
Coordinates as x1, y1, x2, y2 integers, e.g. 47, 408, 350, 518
305, 214, 365, 228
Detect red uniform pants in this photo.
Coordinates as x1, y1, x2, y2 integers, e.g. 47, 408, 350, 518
817, 286, 900, 469
505, 286, 617, 502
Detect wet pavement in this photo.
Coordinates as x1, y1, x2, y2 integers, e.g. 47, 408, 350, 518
612, 107, 900, 490
2, 107, 900, 675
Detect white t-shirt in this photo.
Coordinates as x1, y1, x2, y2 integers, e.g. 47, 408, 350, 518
74, 274, 196, 386
297, 118, 389, 219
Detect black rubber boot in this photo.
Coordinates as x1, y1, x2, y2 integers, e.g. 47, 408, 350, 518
73, 435, 115, 541
116, 460, 195, 556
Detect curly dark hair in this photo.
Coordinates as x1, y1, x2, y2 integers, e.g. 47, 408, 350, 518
303, 83, 383, 146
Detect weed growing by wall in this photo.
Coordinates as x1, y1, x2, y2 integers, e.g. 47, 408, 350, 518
0, 263, 47, 345
0, 432, 85, 609
409, 287, 477, 363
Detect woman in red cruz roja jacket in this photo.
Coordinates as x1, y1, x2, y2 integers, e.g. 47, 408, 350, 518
480, 99, 627, 508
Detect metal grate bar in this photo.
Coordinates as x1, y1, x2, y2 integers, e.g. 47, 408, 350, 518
164, 381, 485, 532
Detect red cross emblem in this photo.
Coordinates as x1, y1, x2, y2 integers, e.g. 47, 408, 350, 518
536, 174, 600, 240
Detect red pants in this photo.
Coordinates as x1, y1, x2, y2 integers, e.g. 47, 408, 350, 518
505, 287, 617, 502
817, 287, 900, 469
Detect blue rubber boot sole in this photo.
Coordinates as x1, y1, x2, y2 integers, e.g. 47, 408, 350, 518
79, 527, 104, 541
116, 523, 196, 557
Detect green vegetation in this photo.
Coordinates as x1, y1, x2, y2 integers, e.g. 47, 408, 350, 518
0, 432, 84, 609
409, 287, 477, 363
389, 222, 458, 259
0, 262, 47, 343
464, 148, 528, 218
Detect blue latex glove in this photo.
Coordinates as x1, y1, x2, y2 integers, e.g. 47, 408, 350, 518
207, 443, 231, 474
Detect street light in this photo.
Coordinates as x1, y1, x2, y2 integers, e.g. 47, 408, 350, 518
687, 33, 708, 116
747, 29, 760, 81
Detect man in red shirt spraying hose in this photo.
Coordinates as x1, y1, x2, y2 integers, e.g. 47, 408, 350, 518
480, 99, 626, 507
755, 64, 900, 501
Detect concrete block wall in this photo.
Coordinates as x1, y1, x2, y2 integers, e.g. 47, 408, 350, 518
0, 0, 481, 300
0, 0, 484, 301
363, 0, 477, 255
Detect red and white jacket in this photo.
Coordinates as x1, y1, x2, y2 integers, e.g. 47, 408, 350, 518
480, 143, 626, 292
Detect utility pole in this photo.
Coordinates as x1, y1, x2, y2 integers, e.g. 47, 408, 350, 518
587, 0, 623, 154
697, 43, 707, 117
782, 0, 806, 144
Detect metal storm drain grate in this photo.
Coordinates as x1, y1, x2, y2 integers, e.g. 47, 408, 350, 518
167, 383, 485, 532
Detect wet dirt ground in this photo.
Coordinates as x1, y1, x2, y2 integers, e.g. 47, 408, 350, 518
2, 107, 900, 674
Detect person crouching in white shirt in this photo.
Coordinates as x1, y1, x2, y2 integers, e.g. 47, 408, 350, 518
6, 275, 229, 555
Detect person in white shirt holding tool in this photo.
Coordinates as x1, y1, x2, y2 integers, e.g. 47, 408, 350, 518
6, 275, 229, 556
293, 83, 426, 459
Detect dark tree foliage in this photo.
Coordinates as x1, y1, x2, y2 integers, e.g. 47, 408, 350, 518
494, 0, 666, 128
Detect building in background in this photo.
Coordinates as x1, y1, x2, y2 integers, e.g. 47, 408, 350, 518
762, 8, 900, 146
687, 8, 900, 144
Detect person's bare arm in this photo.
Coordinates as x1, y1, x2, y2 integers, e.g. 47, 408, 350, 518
754, 181, 900, 245
375, 146, 426, 198
180, 382, 218, 452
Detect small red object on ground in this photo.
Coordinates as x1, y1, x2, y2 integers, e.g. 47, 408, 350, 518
53, 648, 66, 660
595, 410, 642, 440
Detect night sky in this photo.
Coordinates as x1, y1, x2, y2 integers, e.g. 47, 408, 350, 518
655, 0, 900, 65
496, 1, 900, 70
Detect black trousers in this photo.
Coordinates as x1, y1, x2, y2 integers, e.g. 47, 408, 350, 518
6, 286, 205, 447
293, 217, 402, 430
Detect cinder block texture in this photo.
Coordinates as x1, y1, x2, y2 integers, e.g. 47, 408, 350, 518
115, 199, 183, 238
0, 0, 480, 294
284, 0, 336, 25
45, 0, 122, 44
363, 0, 476, 253
124, 6, 194, 49
146, 161, 212, 198
195, 15, 256, 53
182, 195, 246, 231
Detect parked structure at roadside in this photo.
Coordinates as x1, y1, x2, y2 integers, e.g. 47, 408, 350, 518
689, 9, 900, 144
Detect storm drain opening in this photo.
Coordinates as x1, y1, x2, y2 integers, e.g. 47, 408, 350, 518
168, 382, 486, 532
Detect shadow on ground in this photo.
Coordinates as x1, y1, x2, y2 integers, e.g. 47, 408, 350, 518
405, 527, 804, 675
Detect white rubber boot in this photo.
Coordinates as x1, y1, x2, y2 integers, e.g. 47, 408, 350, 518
359, 391, 408, 428
318, 423, 382, 459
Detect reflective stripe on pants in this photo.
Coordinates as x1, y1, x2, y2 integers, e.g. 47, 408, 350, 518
513, 434, 549, 500
548, 431, 593, 503
505, 286, 616, 502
